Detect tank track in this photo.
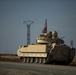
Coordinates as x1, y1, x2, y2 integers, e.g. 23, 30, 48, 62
19, 57, 52, 64
19, 56, 73, 65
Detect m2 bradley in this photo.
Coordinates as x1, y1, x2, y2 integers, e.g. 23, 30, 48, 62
17, 19, 75, 65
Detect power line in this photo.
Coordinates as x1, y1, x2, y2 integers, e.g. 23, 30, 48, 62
23, 20, 34, 45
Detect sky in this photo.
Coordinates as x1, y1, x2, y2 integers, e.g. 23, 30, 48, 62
0, 0, 76, 54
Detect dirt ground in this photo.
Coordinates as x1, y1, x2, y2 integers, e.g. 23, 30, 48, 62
0, 61, 76, 75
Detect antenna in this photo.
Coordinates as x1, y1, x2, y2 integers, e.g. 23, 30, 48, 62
23, 20, 34, 45
70, 40, 74, 48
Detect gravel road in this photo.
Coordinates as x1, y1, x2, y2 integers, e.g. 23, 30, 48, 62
0, 61, 76, 75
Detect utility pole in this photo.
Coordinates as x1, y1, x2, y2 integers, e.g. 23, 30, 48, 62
23, 20, 34, 45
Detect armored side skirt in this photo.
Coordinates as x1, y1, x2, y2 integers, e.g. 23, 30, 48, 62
18, 52, 47, 57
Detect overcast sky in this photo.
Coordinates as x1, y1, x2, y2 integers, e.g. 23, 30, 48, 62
0, 0, 76, 54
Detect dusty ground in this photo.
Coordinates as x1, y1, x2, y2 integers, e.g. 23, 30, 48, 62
0, 62, 76, 75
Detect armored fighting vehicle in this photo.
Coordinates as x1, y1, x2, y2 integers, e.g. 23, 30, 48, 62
17, 30, 75, 65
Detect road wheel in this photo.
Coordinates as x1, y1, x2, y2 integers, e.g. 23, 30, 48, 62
39, 58, 42, 64
26, 57, 30, 63
30, 58, 34, 63
20, 57, 26, 63
42, 58, 46, 64
34, 58, 38, 63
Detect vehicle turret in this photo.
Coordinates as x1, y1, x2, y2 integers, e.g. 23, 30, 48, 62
36, 31, 64, 45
